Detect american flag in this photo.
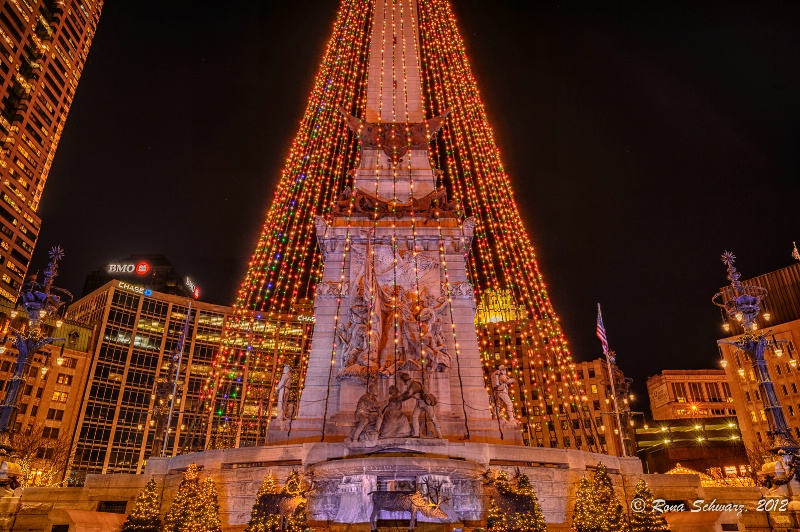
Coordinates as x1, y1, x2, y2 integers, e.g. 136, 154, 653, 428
596, 304, 609, 355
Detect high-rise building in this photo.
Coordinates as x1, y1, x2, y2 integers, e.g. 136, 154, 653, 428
0, 0, 103, 302
646, 369, 736, 421
717, 261, 800, 453
63, 280, 312, 483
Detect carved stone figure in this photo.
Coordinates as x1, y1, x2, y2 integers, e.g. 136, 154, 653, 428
347, 384, 381, 443
417, 294, 450, 371
339, 245, 439, 382
340, 108, 451, 165
334, 186, 353, 212
337, 294, 379, 383
491, 365, 516, 421
275, 365, 293, 429
376, 385, 411, 438
397, 295, 420, 363
331, 187, 457, 219
368, 488, 447, 532
398, 373, 442, 438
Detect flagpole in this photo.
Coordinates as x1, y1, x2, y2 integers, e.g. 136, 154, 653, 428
597, 304, 627, 457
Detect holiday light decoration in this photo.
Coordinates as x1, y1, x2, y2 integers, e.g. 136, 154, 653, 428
572, 463, 628, 532
630, 479, 669, 532
207, 0, 595, 450
162, 464, 223, 532
121, 478, 161, 532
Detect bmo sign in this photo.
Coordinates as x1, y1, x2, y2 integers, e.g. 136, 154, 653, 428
185, 277, 200, 299
108, 262, 150, 275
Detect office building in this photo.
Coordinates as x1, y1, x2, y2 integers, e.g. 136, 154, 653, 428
0, 0, 103, 301
0, 297, 95, 487
475, 291, 635, 456
647, 369, 736, 421
62, 280, 312, 483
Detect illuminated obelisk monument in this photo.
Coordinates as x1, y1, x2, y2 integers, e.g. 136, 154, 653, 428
277, 0, 517, 446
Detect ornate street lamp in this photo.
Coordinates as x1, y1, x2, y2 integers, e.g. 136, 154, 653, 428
713, 251, 794, 452
713, 251, 799, 490
0, 247, 72, 488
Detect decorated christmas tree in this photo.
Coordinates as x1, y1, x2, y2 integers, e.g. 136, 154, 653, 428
510, 473, 547, 532
198, 477, 223, 532
572, 476, 597, 532
486, 496, 507, 531
245, 474, 282, 532
572, 463, 629, 532
162, 464, 222, 532
592, 463, 628, 532
484, 470, 547, 532
121, 478, 161, 532
629, 479, 669, 532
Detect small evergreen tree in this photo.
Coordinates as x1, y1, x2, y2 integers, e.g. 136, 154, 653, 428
590, 463, 629, 532
286, 499, 307, 532
121, 478, 161, 532
486, 495, 507, 531
572, 476, 596, 532
245, 474, 281, 532
163, 464, 203, 532
629, 479, 669, 532
494, 470, 512, 494
197, 477, 223, 532
162, 463, 222, 532
510, 473, 546, 532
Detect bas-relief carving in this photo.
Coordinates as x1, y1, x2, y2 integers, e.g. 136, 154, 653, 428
341, 108, 450, 165
344, 374, 440, 443
441, 281, 474, 298
336, 244, 452, 383
315, 280, 349, 299
331, 187, 458, 220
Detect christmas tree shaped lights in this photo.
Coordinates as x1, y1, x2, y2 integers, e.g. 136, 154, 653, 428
208, 0, 592, 450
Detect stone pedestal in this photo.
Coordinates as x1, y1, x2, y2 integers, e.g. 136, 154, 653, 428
285, 217, 520, 446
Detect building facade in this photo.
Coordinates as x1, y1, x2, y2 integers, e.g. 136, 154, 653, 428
0, 298, 95, 487
475, 293, 635, 456
62, 280, 312, 482
0, 0, 102, 301
646, 369, 736, 421
717, 261, 800, 454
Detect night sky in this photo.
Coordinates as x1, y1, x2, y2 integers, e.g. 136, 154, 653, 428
30, 1, 800, 408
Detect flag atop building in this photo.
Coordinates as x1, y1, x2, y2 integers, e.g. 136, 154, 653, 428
596, 304, 610, 356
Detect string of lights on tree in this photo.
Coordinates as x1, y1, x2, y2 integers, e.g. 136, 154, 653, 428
206, 0, 598, 450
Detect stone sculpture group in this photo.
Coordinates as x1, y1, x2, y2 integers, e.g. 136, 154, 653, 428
336, 242, 452, 384
346, 372, 442, 443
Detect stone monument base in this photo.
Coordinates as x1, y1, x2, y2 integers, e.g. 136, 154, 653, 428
6, 441, 760, 532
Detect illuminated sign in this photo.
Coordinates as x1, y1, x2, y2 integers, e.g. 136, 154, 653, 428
108, 264, 135, 273
185, 277, 200, 299
117, 281, 151, 296
298, 315, 316, 323
108, 261, 150, 275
